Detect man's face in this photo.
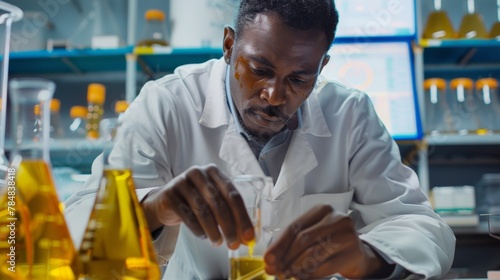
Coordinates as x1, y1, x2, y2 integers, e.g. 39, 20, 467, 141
223, 13, 330, 142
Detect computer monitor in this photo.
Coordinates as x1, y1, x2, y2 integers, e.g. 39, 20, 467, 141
335, 0, 416, 38
320, 40, 422, 140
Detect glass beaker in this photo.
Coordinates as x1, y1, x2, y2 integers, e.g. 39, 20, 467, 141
50, 98, 64, 139
0, 78, 81, 279
449, 78, 480, 135
228, 175, 273, 280
79, 121, 160, 280
490, 0, 500, 38
422, 0, 456, 39
424, 78, 451, 135
458, 0, 489, 39
475, 78, 500, 134
137, 10, 170, 47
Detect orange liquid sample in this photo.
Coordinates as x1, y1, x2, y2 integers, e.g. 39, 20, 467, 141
79, 168, 160, 280
0, 160, 80, 279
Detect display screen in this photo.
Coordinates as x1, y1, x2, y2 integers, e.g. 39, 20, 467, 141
321, 41, 421, 140
335, 0, 416, 37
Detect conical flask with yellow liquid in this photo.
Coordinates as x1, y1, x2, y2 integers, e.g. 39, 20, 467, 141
0, 78, 81, 279
78, 119, 160, 280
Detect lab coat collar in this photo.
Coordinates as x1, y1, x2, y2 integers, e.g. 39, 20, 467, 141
199, 58, 331, 138
199, 58, 231, 128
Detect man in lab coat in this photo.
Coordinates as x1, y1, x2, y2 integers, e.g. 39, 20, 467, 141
65, 0, 456, 279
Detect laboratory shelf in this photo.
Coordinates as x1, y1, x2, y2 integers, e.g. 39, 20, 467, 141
9, 47, 134, 75
134, 47, 223, 74
419, 39, 500, 67
420, 39, 500, 48
7, 47, 224, 75
425, 134, 500, 146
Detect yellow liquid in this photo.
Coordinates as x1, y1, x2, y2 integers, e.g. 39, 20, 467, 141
230, 257, 273, 280
86, 104, 103, 139
458, 13, 489, 39
0, 160, 80, 279
491, 22, 500, 38
79, 168, 160, 280
423, 11, 456, 39
136, 39, 169, 47
247, 240, 255, 257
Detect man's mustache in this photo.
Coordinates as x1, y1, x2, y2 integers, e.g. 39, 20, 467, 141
246, 106, 289, 122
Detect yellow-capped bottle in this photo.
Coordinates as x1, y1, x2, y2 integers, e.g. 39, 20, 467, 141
0, 78, 81, 279
422, 0, 456, 39
86, 83, 106, 140
137, 9, 169, 46
114, 100, 129, 120
79, 121, 160, 279
458, 0, 489, 39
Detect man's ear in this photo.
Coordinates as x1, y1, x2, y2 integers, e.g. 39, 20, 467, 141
223, 26, 235, 65
319, 54, 330, 73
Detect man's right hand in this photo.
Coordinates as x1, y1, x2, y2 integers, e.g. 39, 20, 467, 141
141, 164, 255, 249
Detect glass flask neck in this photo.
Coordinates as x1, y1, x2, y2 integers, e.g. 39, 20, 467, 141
101, 118, 133, 170
9, 78, 55, 163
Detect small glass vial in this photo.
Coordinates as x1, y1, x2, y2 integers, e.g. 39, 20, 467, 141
86, 83, 106, 139
449, 78, 480, 135
424, 78, 450, 135
137, 9, 169, 46
50, 98, 64, 138
69, 105, 88, 138
475, 78, 500, 134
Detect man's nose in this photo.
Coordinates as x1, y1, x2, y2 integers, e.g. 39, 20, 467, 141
260, 79, 286, 106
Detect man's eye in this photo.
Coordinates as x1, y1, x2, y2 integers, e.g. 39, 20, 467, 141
289, 76, 306, 85
252, 68, 270, 76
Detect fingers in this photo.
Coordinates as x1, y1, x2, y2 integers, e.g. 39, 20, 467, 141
286, 252, 353, 280
282, 214, 353, 271
163, 187, 207, 238
174, 169, 224, 245
281, 229, 352, 279
161, 165, 254, 249
264, 204, 333, 273
207, 167, 255, 244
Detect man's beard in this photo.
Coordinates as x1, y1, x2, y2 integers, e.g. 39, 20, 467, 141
239, 106, 289, 144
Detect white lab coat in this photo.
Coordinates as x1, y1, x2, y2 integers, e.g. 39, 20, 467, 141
65, 58, 455, 279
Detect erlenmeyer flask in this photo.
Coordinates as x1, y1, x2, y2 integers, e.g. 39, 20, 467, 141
0, 2, 24, 188
423, 0, 456, 39
79, 120, 160, 280
490, 0, 500, 39
458, 0, 489, 39
0, 78, 81, 279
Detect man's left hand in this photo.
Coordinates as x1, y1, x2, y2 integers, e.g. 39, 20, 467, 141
263, 204, 395, 279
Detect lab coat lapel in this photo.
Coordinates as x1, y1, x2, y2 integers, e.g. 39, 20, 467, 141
272, 91, 330, 199
198, 58, 265, 176
272, 131, 317, 199
219, 121, 265, 176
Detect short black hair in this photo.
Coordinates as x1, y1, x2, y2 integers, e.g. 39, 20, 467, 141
234, 0, 339, 50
